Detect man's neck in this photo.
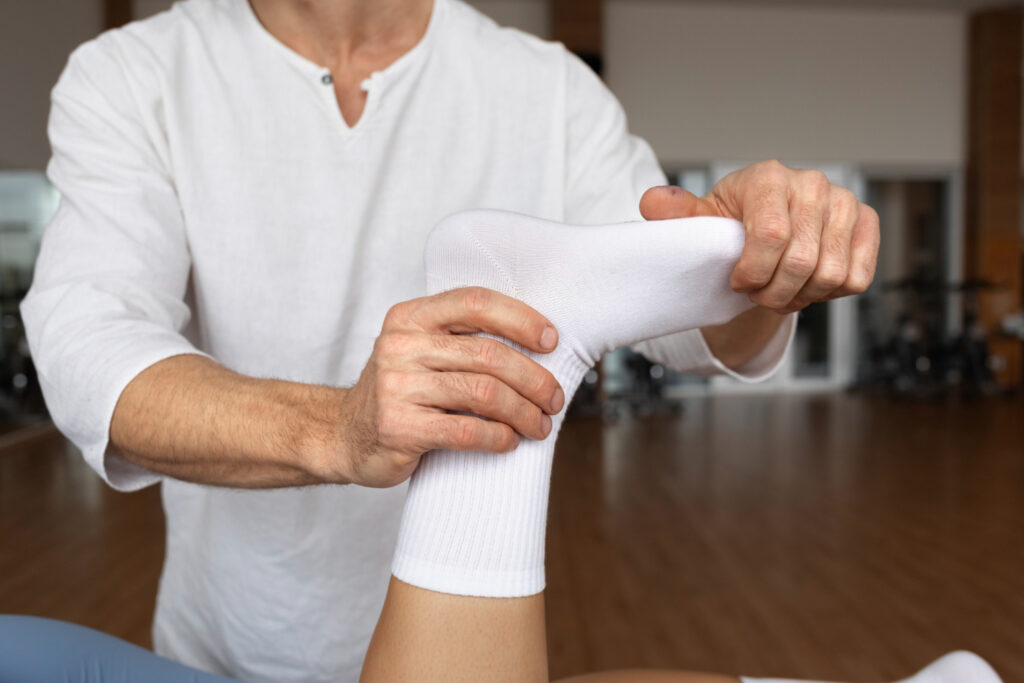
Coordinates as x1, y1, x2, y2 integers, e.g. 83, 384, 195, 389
249, 0, 434, 74
249, 0, 434, 126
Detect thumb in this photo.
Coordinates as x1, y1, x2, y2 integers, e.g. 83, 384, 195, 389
639, 185, 721, 221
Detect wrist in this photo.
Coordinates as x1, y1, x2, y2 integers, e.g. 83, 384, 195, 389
700, 306, 786, 370
284, 383, 352, 485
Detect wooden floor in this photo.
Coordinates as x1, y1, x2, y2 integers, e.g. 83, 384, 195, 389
1, 393, 1022, 682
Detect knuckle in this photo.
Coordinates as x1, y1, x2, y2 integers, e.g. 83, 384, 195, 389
793, 202, 820, 230
754, 216, 790, 248
455, 420, 479, 447
845, 269, 874, 294
375, 369, 403, 396
375, 331, 408, 358
759, 159, 787, 179
476, 338, 503, 368
830, 190, 859, 225
470, 375, 499, 406
431, 332, 458, 355
833, 187, 857, 212
462, 286, 493, 314
503, 309, 541, 344
801, 169, 830, 196
814, 261, 848, 291
383, 301, 412, 327
734, 264, 770, 289
781, 245, 818, 277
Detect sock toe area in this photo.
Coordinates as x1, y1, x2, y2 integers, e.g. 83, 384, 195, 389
901, 650, 1003, 683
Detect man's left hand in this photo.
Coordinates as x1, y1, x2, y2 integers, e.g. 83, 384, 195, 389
640, 160, 880, 314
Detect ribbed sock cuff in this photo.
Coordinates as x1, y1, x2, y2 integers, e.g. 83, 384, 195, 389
391, 352, 587, 597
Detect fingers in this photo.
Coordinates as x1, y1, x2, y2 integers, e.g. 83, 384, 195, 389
746, 169, 829, 309
374, 289, 565, 455
730, 163, 792, 293
835, 203, 880, 298
420, 413, 521, 454
421, 334, 565, 415
380, 367, 550, 442
639, 185, 719, 220
788, 186, 860, 310
426, 371, 551, 441
389, 287, 558, 355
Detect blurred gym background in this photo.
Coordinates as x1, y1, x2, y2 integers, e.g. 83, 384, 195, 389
2, 1, 1022, 681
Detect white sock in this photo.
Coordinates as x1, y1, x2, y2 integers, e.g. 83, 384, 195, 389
740, 650, 1003, 683
895, 651, 1002, 683
391, 209, 754, 597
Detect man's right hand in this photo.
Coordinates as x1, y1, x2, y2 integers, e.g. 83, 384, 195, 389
108, 287, 563, 490
321, 287, 566, 488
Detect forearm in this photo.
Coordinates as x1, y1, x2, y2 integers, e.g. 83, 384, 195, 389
361, 577, 548, 683
109, 354, 346, 488
699, 306, 786, 370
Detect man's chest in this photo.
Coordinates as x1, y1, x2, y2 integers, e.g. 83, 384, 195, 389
157, 82, 569, 344
167, 86, 567, 253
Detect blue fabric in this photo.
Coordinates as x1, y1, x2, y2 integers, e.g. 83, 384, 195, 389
0, 616, 239, 683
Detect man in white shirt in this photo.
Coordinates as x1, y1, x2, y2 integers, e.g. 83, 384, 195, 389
21, 0, 879, 680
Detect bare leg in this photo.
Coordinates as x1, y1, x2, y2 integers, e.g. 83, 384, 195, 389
361, 577, 548, 682
361, 577, 740, 683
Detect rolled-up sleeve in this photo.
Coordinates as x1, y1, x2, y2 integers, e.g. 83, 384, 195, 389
20, 39, 209, 491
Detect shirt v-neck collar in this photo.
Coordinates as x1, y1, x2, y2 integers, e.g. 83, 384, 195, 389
237, 0, 444, 132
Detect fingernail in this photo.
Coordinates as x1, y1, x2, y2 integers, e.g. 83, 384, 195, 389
540, 326, 558, 351
541, 414, 552, 436
551, 386, 565, 413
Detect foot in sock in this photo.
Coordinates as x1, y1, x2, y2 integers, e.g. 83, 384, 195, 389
391, 209, 755, 597
741, 650, 1003, 683
896, 651, 1002, 683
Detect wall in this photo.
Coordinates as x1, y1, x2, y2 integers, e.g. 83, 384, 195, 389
604, 1, 966, 169
466, 0, 548, 38
133, 0, 170, 20
0, 0, 545, 170
0, 1, 103, 170
2, 0, 967, 172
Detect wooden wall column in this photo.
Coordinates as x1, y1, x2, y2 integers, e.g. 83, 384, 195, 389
966, 7, 1024, 386
550, 0, 604, 75
104, 0, 133, 30
551, 0, 606, 407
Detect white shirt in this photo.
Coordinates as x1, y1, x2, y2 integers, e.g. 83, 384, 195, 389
22, 0, 793, 680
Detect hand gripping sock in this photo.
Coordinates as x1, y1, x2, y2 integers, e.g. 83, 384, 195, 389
392, 209, 755, 597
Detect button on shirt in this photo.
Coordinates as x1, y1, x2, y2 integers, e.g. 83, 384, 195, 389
21, 0, 794, 681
